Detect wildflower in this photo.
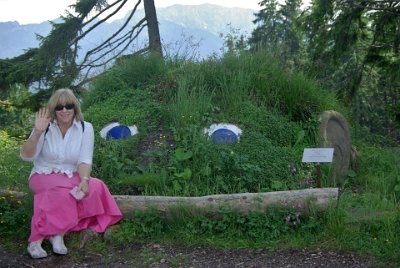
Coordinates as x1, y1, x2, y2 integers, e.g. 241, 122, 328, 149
286, 216, 291, 222
17, 200, 22, 205
292, 221, 297, 225
295, 212, 301, 218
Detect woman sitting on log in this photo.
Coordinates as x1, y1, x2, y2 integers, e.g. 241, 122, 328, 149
20, 88, 123, 259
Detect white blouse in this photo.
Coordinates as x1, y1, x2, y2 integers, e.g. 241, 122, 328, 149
21, 120, 94, 178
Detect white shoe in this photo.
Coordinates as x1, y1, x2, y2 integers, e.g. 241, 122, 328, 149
49, 234, 68, 255
27, 241, 47, 259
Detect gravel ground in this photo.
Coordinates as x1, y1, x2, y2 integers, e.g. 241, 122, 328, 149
0, 242, 381, 268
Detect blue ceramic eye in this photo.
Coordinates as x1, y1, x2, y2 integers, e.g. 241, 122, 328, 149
204, 123, 242, 144
106, 125, 131, 140
100, 122, 138, 140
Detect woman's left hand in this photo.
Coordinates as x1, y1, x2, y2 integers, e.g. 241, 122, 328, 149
77, 180, 89, 195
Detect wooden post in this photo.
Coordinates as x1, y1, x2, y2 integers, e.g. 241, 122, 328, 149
316, 162, 321, 188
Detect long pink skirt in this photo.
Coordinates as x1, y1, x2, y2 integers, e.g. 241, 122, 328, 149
28, 172, 123, 242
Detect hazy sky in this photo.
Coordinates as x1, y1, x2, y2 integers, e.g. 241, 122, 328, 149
0, 0, 263, 24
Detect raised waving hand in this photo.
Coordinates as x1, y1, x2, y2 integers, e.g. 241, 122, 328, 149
35, 108, 51, 133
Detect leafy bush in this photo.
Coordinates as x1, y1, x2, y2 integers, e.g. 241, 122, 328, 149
0, 86, 33, 138
0, 194, 32, 239
112, 210, 167, 244
91, 137, 139, 191
0, 131, 31, 191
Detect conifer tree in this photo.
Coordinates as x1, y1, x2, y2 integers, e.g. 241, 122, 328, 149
249, 0, 304, 64
0, 0, 162, 95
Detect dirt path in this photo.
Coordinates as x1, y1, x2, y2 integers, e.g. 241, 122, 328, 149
0, 243, 379, 268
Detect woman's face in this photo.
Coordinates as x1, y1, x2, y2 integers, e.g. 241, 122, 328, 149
55, 100, 75, 126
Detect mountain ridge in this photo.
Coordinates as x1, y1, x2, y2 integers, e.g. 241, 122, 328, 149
0, 4, 256, 59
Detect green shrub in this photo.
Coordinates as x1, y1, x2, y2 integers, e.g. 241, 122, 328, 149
91, 137, 139, 190
0, 194, 32, 239
83, 87, 159, 128
112, 211, 166, 244
0, 131, 31, 191
0, 86, 33, 139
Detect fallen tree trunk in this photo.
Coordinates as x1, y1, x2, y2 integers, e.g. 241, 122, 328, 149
114, 188, 339, 218
0, 189, 27, 200
1, 188, 339, 218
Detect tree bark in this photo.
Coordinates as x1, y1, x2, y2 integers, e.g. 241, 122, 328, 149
114, 188, 339, 218
144, 0, 162, 56
0, 189, 27, 200
1, 188, 338, 218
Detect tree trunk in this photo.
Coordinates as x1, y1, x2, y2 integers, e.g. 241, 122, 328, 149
144, 0, 162, 56
0, 189, 27, 200
1, 188, 339, 218
114, 188, 339, 218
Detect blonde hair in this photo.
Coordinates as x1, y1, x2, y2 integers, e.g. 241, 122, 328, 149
47, 88, 84, 122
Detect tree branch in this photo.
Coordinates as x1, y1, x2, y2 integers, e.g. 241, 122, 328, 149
79, 0, 143, 64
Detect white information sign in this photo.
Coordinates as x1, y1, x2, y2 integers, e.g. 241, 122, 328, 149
302, 148, 334, 163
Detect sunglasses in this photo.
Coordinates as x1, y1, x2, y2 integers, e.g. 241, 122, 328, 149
55, 103, 74, 111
